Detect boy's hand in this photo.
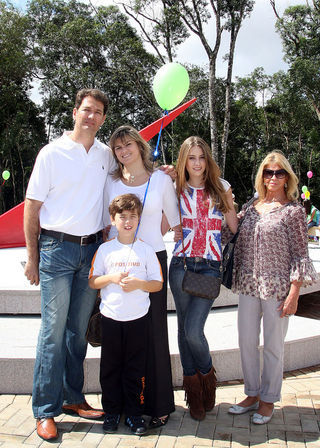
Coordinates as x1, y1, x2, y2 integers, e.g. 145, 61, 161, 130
112, 272, 129, 285
120, 276, 141, 292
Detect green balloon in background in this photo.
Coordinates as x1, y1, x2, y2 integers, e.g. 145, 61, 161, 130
2, 170, 10, 181
153, 62, 190, 110
302, 185, 308, 193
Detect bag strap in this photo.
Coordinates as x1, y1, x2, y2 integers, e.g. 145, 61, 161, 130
228, 195, 257, 243
177, 194, 188, 271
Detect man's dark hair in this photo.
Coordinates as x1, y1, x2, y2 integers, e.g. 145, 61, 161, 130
109, 194, 143, 218
75, 89, 109, 115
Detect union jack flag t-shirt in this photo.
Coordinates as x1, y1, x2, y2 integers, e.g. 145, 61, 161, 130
173, 179, 231, 262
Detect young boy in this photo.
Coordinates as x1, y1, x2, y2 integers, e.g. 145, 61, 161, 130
89, 194, 163, 435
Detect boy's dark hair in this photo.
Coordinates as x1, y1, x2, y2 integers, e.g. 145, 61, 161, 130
109, 194, 143, 218
75, 89, 109, 115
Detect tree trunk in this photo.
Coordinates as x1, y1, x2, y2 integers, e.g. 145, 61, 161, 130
208, 58, 219, 162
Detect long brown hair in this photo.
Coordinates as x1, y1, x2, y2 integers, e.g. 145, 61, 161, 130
109, 125, 154, 179
176, 136, 230, 213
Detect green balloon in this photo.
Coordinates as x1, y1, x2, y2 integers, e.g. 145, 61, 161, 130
153, 62, 190, 110
302, 185, 308, 193
2, 170, 10, 181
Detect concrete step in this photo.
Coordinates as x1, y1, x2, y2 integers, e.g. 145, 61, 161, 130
2, 239, 320, 314
1, 236, 320, 394
1, 307, 320, 393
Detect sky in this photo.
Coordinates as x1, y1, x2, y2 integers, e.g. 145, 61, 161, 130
11, 0, 305, 99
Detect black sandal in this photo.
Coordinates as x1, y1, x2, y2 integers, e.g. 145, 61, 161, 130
149, 415, 169, 428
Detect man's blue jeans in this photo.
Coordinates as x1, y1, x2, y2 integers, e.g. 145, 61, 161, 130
32, 234, 101, 418
169, 256, 221, 376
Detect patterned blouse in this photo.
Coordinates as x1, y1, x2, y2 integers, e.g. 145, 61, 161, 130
232, 201, 318, 301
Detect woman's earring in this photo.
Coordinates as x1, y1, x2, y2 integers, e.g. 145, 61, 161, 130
284, 183, 288, 189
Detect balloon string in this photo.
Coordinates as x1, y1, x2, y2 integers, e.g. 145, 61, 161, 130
153, 110, 168, 159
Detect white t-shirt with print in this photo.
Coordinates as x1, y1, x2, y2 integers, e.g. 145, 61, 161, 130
89, 238, 163, 321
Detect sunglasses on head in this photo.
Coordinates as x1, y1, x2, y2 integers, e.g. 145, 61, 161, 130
263, 169, 287, 179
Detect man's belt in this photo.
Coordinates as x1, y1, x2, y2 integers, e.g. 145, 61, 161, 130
40, 229, 102, 246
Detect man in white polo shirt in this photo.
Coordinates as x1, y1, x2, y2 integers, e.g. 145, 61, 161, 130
24, 89, 115, 441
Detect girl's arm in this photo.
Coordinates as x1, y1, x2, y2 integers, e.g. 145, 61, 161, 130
223, 188, 239, 234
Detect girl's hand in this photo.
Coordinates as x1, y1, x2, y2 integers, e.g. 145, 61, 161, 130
173, 225, 183, 242
159, 165, 177, 180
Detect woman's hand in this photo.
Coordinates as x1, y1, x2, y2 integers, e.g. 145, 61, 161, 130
173, 225, 182, 242
277, 281, 302, 318
103, 225, 111, 241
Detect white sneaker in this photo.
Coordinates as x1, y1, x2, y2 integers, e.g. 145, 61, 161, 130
228, 402, 259, 415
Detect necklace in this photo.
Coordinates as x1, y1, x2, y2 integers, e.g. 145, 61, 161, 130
124, 171, 146, 184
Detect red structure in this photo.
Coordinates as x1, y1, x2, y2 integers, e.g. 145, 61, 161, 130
0, 98, 196, 249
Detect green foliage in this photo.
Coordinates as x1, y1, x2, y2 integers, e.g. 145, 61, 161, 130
27, 0, 159, 138
275, 3, 320, 122
0, 1, 46, 213
1, 0, 320, 214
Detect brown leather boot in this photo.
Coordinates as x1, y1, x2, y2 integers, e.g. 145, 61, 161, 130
198, 366, 217, 411
183, 373, 205, 421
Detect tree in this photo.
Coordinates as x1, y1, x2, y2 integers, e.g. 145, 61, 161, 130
174, 0, 254, 174
0, 1, 46, 213
120, 1, 255, 174
118, 0, 189, 63
27, 0, 160, 140
271, 1, 320, 121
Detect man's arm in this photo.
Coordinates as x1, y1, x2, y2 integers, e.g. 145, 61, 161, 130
24, 198, 43, 285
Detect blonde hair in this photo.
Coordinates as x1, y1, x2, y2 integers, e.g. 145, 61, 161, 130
255, 151, 299, 201
109, 125, 153, 179
175, 136, 230, 213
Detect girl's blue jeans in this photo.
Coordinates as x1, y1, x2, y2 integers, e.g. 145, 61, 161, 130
169, 256, 221, 376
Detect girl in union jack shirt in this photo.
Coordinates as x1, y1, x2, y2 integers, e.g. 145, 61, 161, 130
169, 136, 238, 421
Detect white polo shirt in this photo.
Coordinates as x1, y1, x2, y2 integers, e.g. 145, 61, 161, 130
26, 131, 116, 236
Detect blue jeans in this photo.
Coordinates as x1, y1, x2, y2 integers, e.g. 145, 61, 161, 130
169, 256, 221, 376
32, 234, 101, 418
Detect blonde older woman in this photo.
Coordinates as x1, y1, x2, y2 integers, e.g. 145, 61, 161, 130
228, 151, 317, 424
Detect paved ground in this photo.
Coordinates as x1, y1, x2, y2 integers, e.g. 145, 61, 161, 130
0, 366, 320, 447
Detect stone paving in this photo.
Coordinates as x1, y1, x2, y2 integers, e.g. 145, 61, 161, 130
1, 366, 320, 447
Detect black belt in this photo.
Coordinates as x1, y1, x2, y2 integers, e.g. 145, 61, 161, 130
40, 229, 102, 246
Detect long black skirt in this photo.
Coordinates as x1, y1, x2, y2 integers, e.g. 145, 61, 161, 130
144, 250, 175, 417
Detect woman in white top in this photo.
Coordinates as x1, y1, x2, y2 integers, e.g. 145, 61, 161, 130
169, 136, 238, 421
106, 125, 180, 428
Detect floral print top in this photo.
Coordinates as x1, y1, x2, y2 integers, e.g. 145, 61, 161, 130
232, 201, 318, 301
